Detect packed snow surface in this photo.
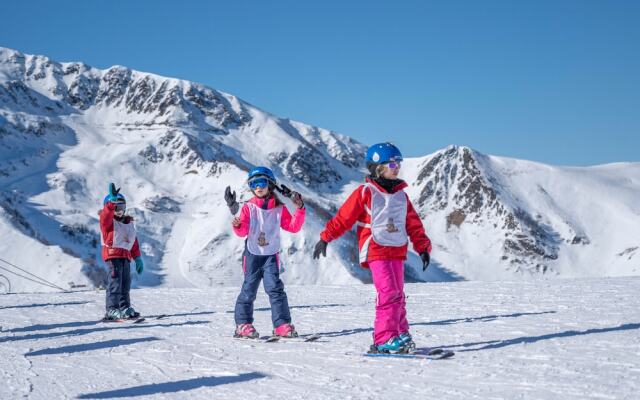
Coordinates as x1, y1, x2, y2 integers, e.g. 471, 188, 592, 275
1, 277, 639, 399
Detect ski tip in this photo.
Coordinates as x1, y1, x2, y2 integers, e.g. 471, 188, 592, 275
303, 334, 321, 342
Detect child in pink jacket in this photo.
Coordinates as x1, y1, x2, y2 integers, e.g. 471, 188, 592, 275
224, 166, 305, 339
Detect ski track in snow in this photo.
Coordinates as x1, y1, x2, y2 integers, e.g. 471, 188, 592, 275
1, 278, 639, 399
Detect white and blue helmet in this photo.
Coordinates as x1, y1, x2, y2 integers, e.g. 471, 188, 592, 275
365, 142, 403, 164
247, 166, 277, 189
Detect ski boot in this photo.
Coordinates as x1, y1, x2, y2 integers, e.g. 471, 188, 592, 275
104, 308, 124, 321
369, 336, 407, 354
234, 323, 259, 339
121, 306, 140, 319
399, 332, 416, 352
273, 323, 298, 338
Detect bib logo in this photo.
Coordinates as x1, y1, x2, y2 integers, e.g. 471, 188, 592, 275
386, 218, 399, 233
257, 232, 269, 247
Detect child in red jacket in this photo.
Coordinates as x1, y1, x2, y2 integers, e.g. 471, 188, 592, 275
224, 167, 305, 339
99, 183, 144, 321
313, 143, 432, 353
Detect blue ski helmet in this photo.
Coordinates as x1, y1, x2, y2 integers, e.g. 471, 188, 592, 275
365, 142, 403, 164
103, 193, 126, 206
247, 166, 276, 184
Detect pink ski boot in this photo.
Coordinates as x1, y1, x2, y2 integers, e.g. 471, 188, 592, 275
273, 323, 298, 338
234, 323, 259, 339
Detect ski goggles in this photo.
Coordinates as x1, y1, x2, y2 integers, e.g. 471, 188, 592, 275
385, 161, 402, 169
248, 177, 270, 189
115, 202, 127, 213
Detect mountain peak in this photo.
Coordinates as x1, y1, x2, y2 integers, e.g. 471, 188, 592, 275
1, 46, 638, 290
412, 143, 564, 276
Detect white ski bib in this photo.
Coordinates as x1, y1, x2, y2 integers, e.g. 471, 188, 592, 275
102, 219, 137, 251
367, 183, 408, 246
246, 203, 282, 256
359, 183, 408, 263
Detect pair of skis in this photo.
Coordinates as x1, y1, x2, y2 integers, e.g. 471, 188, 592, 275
240, 333, 454, 359
100, 318, 453, 360
365, 347, 455, 360
263, 333, 321, 342
235, 333, 322, 343
100, 316, 146, 324
99, 313, 173, 324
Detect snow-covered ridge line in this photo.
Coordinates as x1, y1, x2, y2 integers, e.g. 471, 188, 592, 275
1, 46, 639, 292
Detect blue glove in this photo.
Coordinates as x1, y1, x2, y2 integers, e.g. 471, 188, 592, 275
108, 183, 120, 203
134, 257, 144, 275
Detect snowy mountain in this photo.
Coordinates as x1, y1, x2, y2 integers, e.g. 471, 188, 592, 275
1, 46, 639, 292
0, 46, 370, 293
402, 146, 640, 280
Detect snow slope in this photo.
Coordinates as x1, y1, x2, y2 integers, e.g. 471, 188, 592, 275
0, 46, 373, 292
1, 277, 639, 399
1, 46, 640, 292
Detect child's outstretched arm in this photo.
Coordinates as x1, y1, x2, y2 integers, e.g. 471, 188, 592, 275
405, 197, 432, 255
314, 187, 364, 259
320, 187, 365, 242
281, 205, 306, 233
232, 204, 250, 237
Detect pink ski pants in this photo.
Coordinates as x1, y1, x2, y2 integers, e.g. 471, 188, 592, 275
369, 259, 409, 345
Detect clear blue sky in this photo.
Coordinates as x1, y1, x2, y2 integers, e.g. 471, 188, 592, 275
1, 0, 639, 165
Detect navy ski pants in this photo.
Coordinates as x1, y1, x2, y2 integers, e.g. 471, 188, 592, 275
234, 250, 291, 327
106, 258, 131, 311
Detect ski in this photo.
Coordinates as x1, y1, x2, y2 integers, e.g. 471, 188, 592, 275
234, 333, 321, 342
145, 314, 167, 320
364, 347, 454, 360
101, 317, 146, 324
263, 333, 321, 343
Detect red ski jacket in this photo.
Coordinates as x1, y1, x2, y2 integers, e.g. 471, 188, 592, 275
320, 178, 432, 267
99, 202, 141, 262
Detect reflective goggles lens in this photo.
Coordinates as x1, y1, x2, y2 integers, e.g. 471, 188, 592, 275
386, 161, 401, 169
115, 203, 126, 213
249, 177, 269, 189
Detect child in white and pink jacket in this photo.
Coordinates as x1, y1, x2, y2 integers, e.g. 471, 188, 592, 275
224, 166, 305, 339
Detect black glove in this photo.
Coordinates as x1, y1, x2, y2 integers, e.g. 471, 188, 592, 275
291, 191, 304, 209
313, 239, 328, 259
420, 252, 430, 271
224, 186, 239, 215
278, 184, 293, 198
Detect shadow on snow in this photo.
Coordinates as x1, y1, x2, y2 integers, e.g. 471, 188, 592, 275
314, 310, 557, 337
25, 337, 161, 357
77, 373, 267, 399
145, 310, 216, 319
0, 300, 92, 310
446, 322, 640, 352
0, 320, 208, 343
5, 310, 216, 334
225, 303, 347, 313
